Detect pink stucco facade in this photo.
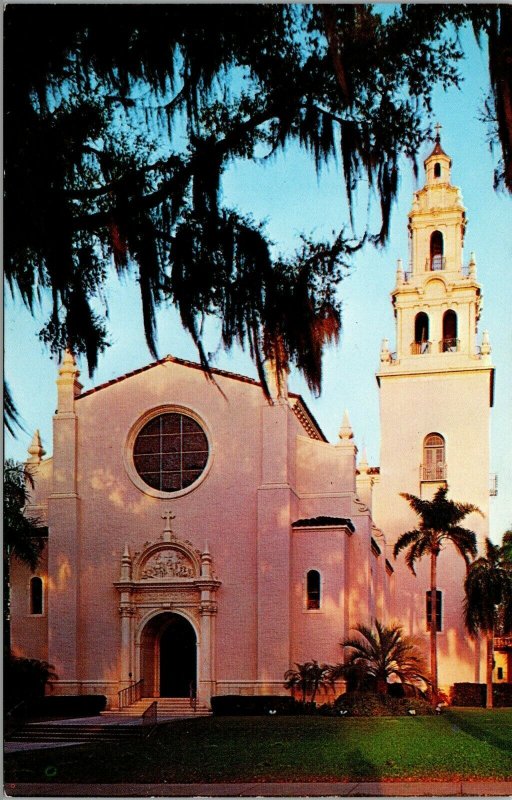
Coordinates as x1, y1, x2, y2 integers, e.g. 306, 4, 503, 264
12, 354, 383, 708
11, 139, 500, 705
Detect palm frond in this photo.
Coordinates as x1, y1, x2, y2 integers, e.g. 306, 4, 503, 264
4, 383, 26, 437
464, 539, 512, 637
397, 488, 480, 579
336, 620, 428, 690
447, 526, 478, 563
393, 529, 421, 559
399, 492, 430, 520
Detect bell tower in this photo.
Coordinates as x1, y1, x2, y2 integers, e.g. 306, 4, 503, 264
374, 131, 494, 688
387, 126, 489, 369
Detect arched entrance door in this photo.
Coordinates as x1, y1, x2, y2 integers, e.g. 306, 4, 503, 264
159, 614, 196, 697
140, 612, 197, 697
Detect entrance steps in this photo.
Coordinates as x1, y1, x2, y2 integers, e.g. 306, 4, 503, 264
5, 722, 146, 744
106, 697, 211, 718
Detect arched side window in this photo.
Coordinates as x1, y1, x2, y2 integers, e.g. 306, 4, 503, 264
442, 310, 458, 352
430, 231, 444, 271
413, 312, 430, 354
434, 162, 441, 178
422, 433, 446, 481
30, 576, 44, 615
306, 570, 321, 610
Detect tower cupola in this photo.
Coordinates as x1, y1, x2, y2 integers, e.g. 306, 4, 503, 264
379, 136, 489, 371
406, 127, 467, 280
424, 124, 452, 185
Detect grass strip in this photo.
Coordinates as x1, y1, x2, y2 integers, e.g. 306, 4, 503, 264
5, 709, 512, 784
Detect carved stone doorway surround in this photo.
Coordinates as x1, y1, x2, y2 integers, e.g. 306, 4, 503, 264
114, 535, 221, 707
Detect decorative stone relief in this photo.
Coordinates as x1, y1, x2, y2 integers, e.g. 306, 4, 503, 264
200, 600, 218, 615
118, 605, 136, 617
133, 590, 198, 606
140, 549, 195, 579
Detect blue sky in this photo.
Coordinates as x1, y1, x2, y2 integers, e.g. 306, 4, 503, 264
5, 24, 511, 539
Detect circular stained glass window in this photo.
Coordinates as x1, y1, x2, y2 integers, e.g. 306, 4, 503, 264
133, 412, 209, 492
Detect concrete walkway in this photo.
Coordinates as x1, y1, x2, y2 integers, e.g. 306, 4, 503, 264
4, 713, 199, 752
4, 780, 512, 797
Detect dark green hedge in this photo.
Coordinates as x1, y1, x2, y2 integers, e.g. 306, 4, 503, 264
211, 695, 301, 715
451, 683, 512, 707
324, 692, 435, 716
28, 695, 107, 717
4, 655, 56, 712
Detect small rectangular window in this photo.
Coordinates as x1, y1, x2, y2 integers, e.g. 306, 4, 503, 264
306, 570, 321, 610
497, 667, 504, 680
426, 589, 442, 632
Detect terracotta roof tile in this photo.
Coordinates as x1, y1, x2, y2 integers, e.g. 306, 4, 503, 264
292, 516, 355, 532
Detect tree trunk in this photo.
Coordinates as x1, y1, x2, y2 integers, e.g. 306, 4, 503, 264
486, 630, 494, 709
430, 552, 438, 704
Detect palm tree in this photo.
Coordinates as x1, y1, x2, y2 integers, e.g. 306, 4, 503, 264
284, 660, 332, 704
394, 486, 480, 701
464, 535, 512, 709
4, 459, 45, 651
501, 528, 512, 562
331, 620, 429, 695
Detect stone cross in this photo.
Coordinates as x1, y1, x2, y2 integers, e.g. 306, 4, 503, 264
162, 509, 176, 541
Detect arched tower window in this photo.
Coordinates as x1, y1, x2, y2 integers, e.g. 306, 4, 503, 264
413, 312, 430, 354
422, 433, 446, 481
442, 310, 458, 352
306, 570, 321, 610
430, 231, 444, 271
434, 162, 441, 178
30, 576, 43, 615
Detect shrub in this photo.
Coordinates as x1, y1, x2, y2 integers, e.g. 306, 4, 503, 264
333, 621, 429, 696
4, 655, 57, 712
211, 695, 301, 715
451, 682, 512, 707
330, 692, 435, 716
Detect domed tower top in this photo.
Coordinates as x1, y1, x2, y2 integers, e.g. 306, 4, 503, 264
424, 123, 452, 185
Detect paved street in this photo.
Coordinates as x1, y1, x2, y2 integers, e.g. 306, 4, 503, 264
5, 781, 512, 797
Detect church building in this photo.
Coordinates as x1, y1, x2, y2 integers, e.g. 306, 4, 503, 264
10, 137, 501, 710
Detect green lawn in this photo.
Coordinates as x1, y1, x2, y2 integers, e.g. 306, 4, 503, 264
5, 709, 512, 784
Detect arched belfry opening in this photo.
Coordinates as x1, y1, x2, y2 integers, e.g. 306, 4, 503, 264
141, 612, 197, 697
442, 310, 458, 352
430, 230, 444, 271
413, 312, 430, 354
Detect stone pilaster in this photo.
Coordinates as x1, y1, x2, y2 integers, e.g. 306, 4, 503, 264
47, 351, 82, 682
257, 384, 292, 685
198, 597, 217, 705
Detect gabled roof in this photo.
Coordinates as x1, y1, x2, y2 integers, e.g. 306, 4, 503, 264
78, 354, 260, 398
77, 354, 327, 442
